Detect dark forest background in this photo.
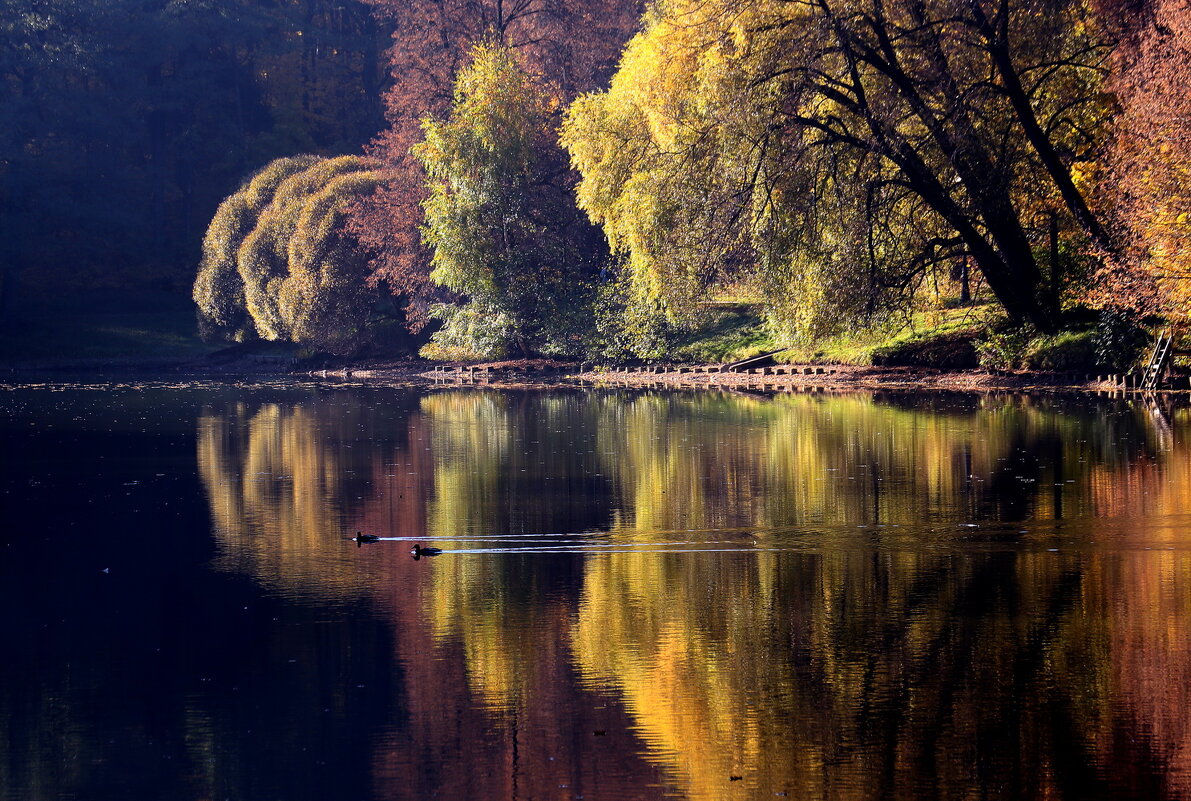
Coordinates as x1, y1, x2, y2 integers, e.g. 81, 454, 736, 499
0, 0, 386, 318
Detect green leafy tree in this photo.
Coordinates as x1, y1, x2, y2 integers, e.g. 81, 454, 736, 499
413, 43, 607, 358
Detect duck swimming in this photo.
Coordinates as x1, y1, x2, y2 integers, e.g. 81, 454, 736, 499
410, 543, 443, 559
353, 531, 380, 546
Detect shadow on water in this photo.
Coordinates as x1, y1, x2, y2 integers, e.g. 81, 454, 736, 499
3, 384, 1191, 800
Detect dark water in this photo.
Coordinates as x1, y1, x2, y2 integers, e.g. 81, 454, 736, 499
3, 381, 1191, 801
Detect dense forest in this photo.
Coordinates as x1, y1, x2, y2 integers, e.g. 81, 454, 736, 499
5, 0, 1190, 362
0, 0, 385, 298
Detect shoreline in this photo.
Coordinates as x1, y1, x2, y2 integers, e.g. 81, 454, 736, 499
357, 361, 1175, 395
2, 355, 1181, 396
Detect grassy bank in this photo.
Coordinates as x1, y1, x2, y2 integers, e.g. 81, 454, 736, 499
672, 302, 1118, 374
672, 303, 1004, 367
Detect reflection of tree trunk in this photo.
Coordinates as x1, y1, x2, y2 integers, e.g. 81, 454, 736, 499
1052, 438, 1064, 520
837, 556, 1128, 799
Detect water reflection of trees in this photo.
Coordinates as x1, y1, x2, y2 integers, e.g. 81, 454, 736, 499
592, 392, 1161, 536
195, 389, 1191, 800
197, 395, 431, 600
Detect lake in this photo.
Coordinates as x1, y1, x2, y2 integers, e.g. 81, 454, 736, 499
2, 381, 1190, 801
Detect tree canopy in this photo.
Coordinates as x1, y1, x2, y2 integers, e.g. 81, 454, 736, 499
348, 0, 642, 331
563, 0, 1114, 339
414, 43, 607, 358
177, 0, 1191, 358
1093, 0, 1191, 321
193, 155, 387, 354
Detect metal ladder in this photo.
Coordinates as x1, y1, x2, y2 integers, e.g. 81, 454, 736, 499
1141, 330, 1174, 391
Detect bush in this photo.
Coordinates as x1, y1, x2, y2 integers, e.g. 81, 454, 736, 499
194, 155, 385, 354
1022, 330, 1098, 371
974, 325, 1035, 370
586, 278, 676, 361
1094, 309, 1148, 372
418, 303, 518, 361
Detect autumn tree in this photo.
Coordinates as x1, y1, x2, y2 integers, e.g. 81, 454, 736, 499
414, 44, 606, 358
348, 0, 642, 331
279, 169, 390, 353
563, 0, 1114, 340
1094, 0, 1191, 321
193, 155, 388, 354
193, 156, 322, 341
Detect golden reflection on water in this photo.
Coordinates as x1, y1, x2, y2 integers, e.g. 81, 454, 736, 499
197, 389, 1191, 800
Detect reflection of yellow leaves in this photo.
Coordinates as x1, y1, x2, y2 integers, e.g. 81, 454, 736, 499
420, 391, 543, 713
198, 404, 361, 598
571, 552, 809, 800
197, 390, 1191, 800
569, 393, 1191, 799
594, 393, 1107, 535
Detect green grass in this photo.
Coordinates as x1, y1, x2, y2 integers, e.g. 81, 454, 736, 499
671, 308, 775, 363
0, 288, 220, 363
777, 304, 1003, 366
666, 302, 1006, 367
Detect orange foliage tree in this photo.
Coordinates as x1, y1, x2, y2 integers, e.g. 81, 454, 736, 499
1097, 0, 1191, 318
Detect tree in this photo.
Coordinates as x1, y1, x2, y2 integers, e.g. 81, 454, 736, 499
563, 0, 1115, 339
193, 155, 388, 354
279, 169, 389, 353
193, 155, 322, 341
1093, 0, 1191, 321
413, 43, 607, 358
238, 155, 379, 340
348, 0, 641, 332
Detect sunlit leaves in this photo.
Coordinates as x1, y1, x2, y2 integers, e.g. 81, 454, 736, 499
414, 43, 606, 358
350, 0, 641, 334
1094, 0, 1191, 320
563, 0, 1115, 338
193, 155, 320, 340
193, 155, 385, 354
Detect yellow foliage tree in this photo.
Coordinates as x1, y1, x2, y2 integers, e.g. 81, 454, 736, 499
237, 155, 380, 342
563, 0, 1114, 339
192, 156, 321, 341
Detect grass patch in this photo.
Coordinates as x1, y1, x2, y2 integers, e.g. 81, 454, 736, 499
1023, 329, 1098, 371
670, 307, 774, 363
662, 302, 1003, 367
776, 304, 1002, 366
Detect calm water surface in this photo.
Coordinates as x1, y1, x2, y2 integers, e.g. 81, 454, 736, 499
3, 382, 1190, 801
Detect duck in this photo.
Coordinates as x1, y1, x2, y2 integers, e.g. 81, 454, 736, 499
410, 543, 443, 559
353, 531, 380, 546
